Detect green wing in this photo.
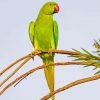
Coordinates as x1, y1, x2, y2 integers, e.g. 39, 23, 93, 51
53, 20, 59, 49
29, 21, 35, 46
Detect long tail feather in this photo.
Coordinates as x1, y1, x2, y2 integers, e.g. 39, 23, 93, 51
42, 55, 55, 100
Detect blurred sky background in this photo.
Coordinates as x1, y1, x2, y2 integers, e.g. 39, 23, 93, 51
0, 0, 100, 100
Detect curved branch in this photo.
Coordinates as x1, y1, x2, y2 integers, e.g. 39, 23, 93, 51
0, 61, 91, 95
41, 74, 100, 100
0, 55, 29, 76
0, 58, 31, 87
0, 50, 82, 76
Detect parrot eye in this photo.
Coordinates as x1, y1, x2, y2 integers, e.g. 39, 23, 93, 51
49, 4, 52, 6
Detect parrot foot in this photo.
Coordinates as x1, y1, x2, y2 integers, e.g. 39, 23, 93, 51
48, 52, 53, 56
48, 49, 54, 56
35, 50, 43, 56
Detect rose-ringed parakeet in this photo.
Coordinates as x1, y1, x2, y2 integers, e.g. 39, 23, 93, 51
29, 2, 59, 100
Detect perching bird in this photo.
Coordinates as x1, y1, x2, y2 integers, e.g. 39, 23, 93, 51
29, 2, 59, 100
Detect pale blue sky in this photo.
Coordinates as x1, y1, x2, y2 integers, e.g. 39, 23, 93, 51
0, 0, 100, 100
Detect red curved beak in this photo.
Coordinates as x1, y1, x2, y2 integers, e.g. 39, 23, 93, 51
54, 4, 59, 13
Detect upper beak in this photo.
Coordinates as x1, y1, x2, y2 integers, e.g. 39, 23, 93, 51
54, 4, 59, 13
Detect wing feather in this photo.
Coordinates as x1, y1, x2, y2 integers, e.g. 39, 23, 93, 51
29, 21, 35, 46
53, 20, 59, 49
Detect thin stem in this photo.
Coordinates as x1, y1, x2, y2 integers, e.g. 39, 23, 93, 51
0, 55, 29, 76
41, 74, 100, 100
0, 57, 31, 87
0, 61, 88, 95
0, 49, 83, 76
0, 49, 93, 77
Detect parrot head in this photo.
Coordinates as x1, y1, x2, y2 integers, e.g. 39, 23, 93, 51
41, 2, 59, 15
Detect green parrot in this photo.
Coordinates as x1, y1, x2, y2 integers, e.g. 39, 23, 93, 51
29, 2, 59, 100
